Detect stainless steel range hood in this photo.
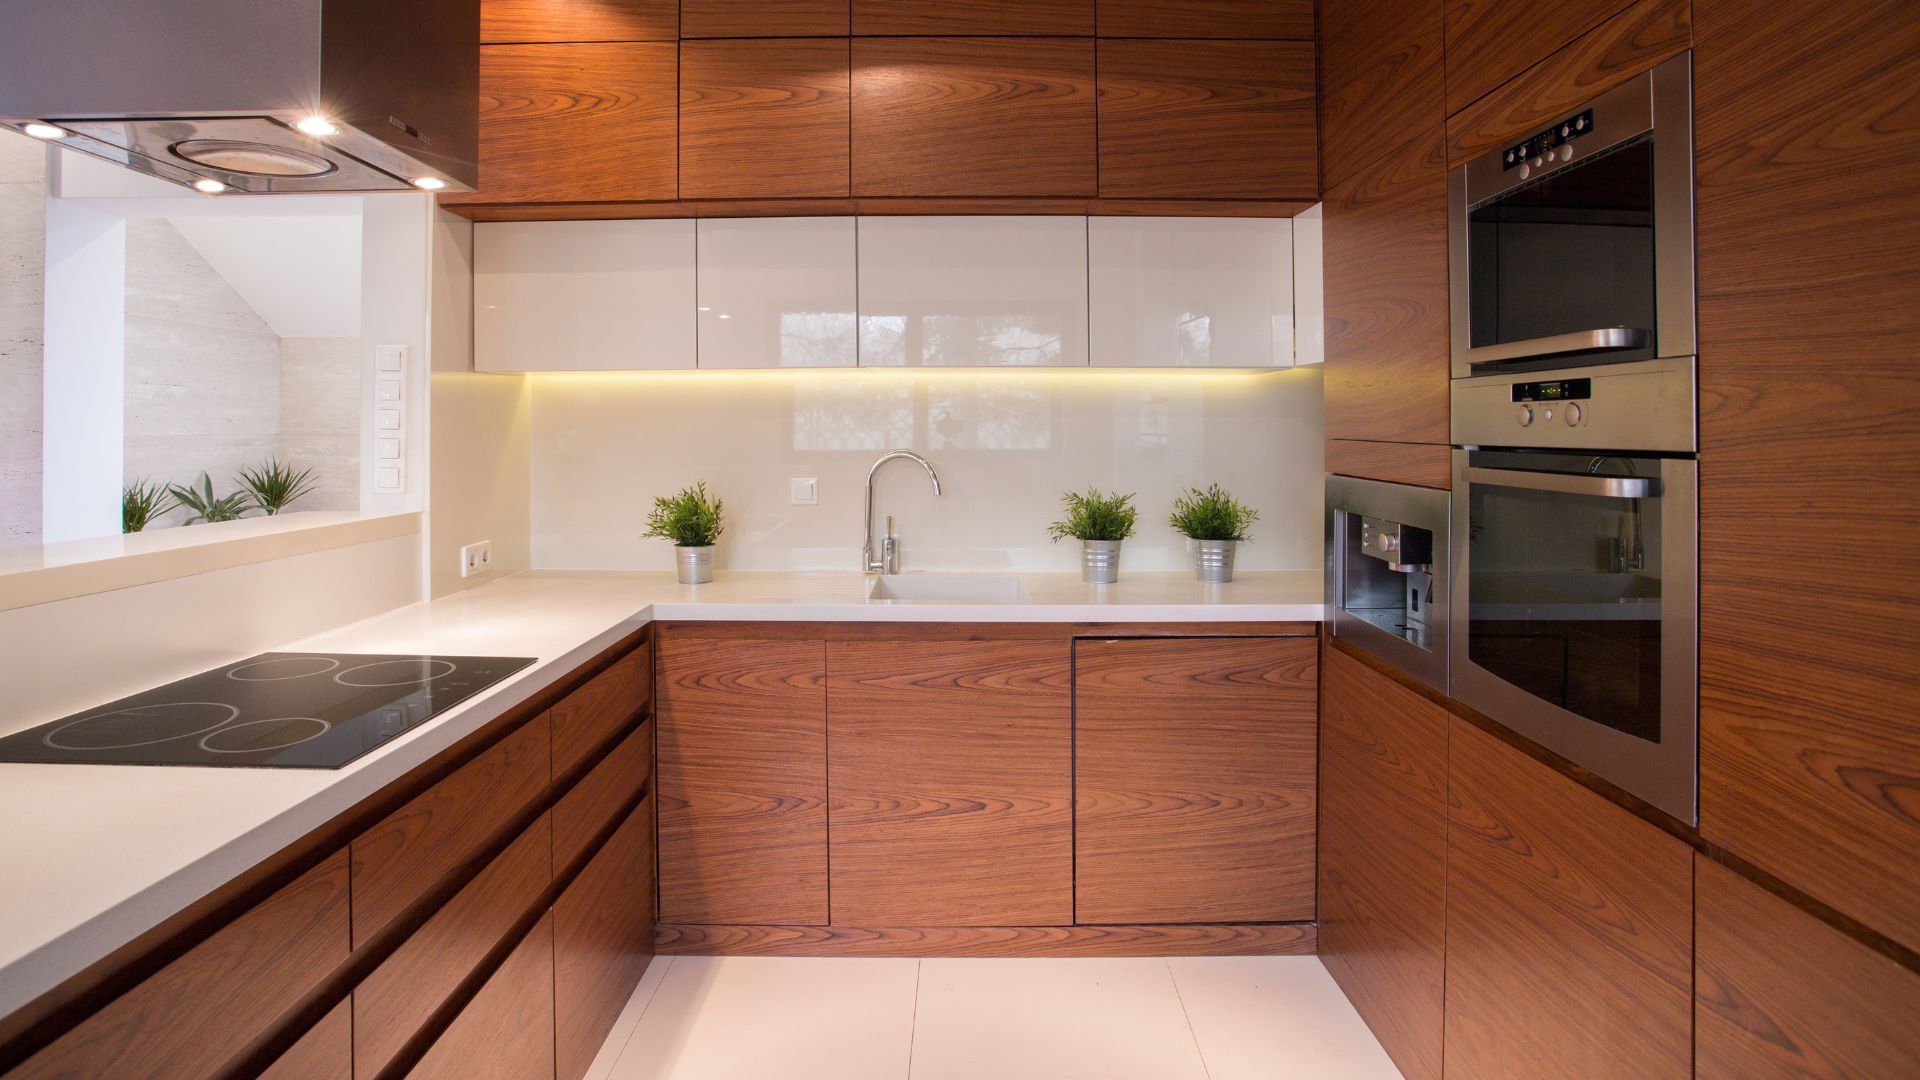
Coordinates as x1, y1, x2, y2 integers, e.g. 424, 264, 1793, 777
0, 0, 478, 194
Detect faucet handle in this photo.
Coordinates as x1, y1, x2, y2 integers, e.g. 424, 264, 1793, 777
882, 516, 898, 574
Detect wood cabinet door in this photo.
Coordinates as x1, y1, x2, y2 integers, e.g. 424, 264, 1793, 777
1322, 128, 1451, 452
1074, 636, 1317, 924
407, 914, 557, 1080
1317, 647, 1448, 1080
1096, 0, 1314, 39
1443, 0, 1641, 117
480, 0, 675, 43
680, 38, 852, 200
1319, 0, 1444, 190
1694, 856, 1920, 1078
852, 0, 1093, 36
682, 0, 849, 37
1694, 0, 1920, 954
1096, 38, 1317, 200
555, 792, 657, 1080
827, 638, 1073, 925
656, 634, 828, 925
851, 37, 1097, 197
1445, 718, 1692, 1079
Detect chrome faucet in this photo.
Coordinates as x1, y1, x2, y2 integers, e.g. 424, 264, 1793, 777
863, 450, 942, 574
1587, 455, 1646, 573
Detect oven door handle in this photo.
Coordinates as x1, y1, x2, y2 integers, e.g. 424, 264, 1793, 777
1464, 466, 1661, 499
1465, 327, 1650, 366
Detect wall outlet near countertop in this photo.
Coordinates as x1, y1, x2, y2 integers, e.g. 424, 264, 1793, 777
459, 540, 493, 578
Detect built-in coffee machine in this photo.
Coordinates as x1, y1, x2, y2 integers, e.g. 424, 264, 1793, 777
1326, 477, 1450, 694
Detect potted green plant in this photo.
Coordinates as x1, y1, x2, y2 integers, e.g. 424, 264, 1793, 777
122, 479, 176, 533
169, 473, 255, 525
1169, 483, 1259, 583
644, 481, 725, 584
237, 457, 317, 515
1047, 487, 1137, 585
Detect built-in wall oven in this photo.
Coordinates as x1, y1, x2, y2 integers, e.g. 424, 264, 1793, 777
1448, 53, 1699, 823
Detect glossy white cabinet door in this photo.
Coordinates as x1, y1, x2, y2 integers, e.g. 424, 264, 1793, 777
856, 216, 1089, 367
1292, 204, 1324, 366
1088, 216, 1292, 368
696, 217, 857, 369
474, 219, 696, 372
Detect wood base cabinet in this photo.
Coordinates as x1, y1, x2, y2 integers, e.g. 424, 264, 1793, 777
408, 914, 557, 1080
555, 792, 658, 1080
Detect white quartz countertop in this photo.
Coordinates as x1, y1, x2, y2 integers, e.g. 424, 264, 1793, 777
0, 569, 1321, 1020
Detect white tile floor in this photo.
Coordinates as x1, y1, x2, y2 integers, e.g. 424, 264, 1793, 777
583, 955, 1403, 1080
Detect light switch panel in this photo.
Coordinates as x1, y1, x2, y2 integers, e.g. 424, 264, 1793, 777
377, 437, 402, 460
376, 379, 402, 403
377, 408, 401, 431
790, 478, 818, 506
376, 345, 407, 373
375, 464, 403, 491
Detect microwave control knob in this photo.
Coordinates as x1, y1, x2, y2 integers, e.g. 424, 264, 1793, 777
1566, 403, 1584, 426
1519, 163, 1532, 180
1517, 405, 1535, 427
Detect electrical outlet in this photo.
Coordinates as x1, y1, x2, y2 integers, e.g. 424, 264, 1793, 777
459, 540, 492, 578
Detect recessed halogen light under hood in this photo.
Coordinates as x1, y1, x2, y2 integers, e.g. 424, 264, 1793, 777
0, 0, 479, 195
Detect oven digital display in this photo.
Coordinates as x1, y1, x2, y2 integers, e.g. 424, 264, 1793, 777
1511, 378, 1593, 403
1502, 108, 1596, 170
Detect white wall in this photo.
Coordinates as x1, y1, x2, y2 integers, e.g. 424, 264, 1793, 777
529, 368, 1326, 574
0, 132, 45, 546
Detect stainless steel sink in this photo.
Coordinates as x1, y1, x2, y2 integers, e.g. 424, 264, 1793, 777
866, 574, 1027, 603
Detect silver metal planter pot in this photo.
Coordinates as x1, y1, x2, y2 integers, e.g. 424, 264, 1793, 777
1194, 539, 1237, 583
675, 545, 715, 585
1081, 539, 1122, 585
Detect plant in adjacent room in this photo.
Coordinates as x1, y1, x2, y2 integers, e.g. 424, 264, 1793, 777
237, 457, 318, 516
1169, 483, 1259, 584
643, 481, 725, 584
121, 479, 177, 533
169, 473, 255, 525
1046, 486, 1138, 543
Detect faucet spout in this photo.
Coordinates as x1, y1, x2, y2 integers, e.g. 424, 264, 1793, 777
863, 450, 942, 574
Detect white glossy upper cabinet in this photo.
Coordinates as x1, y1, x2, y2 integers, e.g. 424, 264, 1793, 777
1292, 204, 1324, 366
474, 219, 695, 372
857, 216, 1089, 367
1088, 216, 1292, 368
696, 217, 857, 369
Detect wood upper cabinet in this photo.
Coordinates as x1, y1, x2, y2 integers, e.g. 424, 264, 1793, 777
851, 37, 1097, 197
680, 38, 852, 200
449, 41, 677, 205
1445, 718, 1693, 1079
1319, 0, 1444, 190
1693, 0, 1920, 954
1096, 0, 1315, 39
1694, 856, 1920, 1078
1443, 0, 1640, 117
408, 914, 557, 1080
473, 219, 697, 372
555, 792, 657, 1080
1322, 128, 1451, 454
11, 850, 350, 1080
1087, 216, 1293, 368
1096, 39, 1316, 200
826, 638, 1073, 926
480, 0, 675, 43
1317, 647, 1448, 1080
1074, 636, 1317, 924
852, 0, 1093, 36
656, 634, 829, 925
682, 0, 850, 37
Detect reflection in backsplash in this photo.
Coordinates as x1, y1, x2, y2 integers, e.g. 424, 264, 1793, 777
531, 368, 1325, 574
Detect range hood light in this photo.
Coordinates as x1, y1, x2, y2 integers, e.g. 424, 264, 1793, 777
192, 177, 228, 194
293, 115, 338, 137
21, 122, 66, 139
411, 176, 446, 191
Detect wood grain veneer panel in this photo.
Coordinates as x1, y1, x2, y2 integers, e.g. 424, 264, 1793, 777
827, 639, 1073, 926
447, 42, 678, 205
1096, 0, 1314, 38
554, 716, 653, 871
1096, 38, 1317, 200
257, 1000, 349, 1080
354, 815, 552, 1077
1322, 129, 1451, 446
680, 38, 852, 199
551, 640, 651, 781
682, 0, 849, 37
852, 0, 1093, 36
1693, 0, 1920, 953
1074, 637, 1317, 924
1318, 646, 1448, 1080
1443, 0, 1635, 116
408, 914, 556, 1080
12, 850, 349, 1080
448, 196, 1314, 220
1444, 0, 1691, 166
555, 793, 657, 1080
657, 922, 1315, 956
1319, 0, 1444, 189
350, 717, 549, 948
851, 37, 1097, 196
1695, 857, 1920, 1078
1445, 717, 1693, 1079
1325, 439, 1453, 490
656, 635, 828, 925
480, 0, 675, 42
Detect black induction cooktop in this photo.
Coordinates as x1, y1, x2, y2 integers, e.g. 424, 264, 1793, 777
0, 652, 536, 769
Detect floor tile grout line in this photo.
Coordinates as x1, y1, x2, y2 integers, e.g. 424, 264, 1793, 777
1165, 957, 1215, 1080
905, 957, 923, 1079
603, 954, 677, 1079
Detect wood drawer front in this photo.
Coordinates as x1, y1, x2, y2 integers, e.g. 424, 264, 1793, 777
354, 814, 553, 1078
12, 850, 350, 1080
827, 639, 1073, 926
555, 791, 658, 1080
351, 718, 550, 948
1695, 857, 1920, 1078
1074, 636, 1317, 924
407, 913, 557, 1080
1445, 718, 1693, 1079
260, 1000, 350, 1080
657, 635, 828, 925
552, 640, 652, 781
555, 715, 654, 872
